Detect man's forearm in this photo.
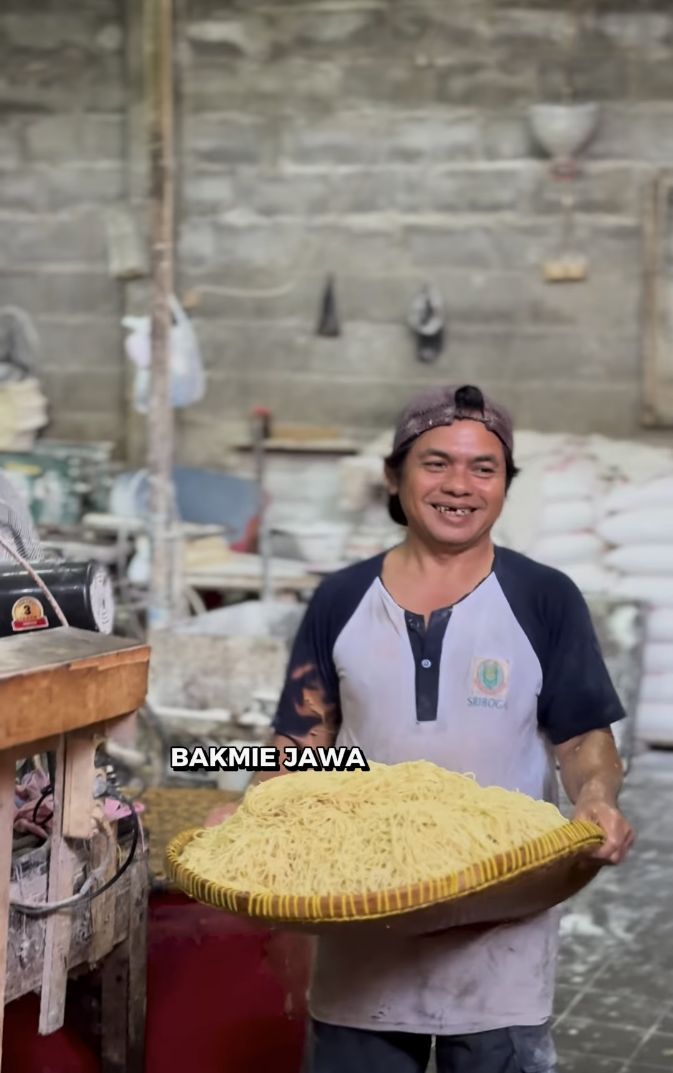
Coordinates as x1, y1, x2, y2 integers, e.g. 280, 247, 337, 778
555, 727, 624, 806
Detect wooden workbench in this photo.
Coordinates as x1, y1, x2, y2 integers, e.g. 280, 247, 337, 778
0, 628, 150, 1072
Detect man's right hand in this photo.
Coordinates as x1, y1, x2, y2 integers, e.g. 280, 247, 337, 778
204, 799, 240, 827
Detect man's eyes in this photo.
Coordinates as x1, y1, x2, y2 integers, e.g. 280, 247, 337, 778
422, 461, 496, 474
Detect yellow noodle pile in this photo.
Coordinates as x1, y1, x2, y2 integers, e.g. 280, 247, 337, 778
179, 760, 567, 897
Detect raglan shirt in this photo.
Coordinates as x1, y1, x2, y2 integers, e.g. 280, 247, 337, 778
272, 546, 626, 1035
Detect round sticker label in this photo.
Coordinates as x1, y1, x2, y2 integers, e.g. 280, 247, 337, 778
11, 597, 49, 632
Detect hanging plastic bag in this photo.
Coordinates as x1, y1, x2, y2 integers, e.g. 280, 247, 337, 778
123, 296, 205, 413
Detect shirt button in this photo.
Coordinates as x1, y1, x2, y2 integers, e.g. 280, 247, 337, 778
421, 659, 432, 669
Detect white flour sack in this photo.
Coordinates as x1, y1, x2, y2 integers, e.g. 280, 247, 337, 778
529, 532, 603, 567
540, 463, 599, 503
605, 545, 673, 575
647, 609, 673, 643
601, 475, 673, 515
643, 643, 673, 674
539, 499, 596, 536
596, 509, 673, 547
640, 673, 673, 703
612, 576, 673, 606
636, 703, 673, 746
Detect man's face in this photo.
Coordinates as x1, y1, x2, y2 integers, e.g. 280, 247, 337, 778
387, 421, 507, 550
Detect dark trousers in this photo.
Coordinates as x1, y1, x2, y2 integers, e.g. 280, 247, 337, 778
304, 1019, 557, 1073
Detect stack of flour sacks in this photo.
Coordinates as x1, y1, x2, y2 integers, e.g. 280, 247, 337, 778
493, 431, 673, 747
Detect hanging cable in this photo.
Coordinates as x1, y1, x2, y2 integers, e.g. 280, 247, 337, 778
10, 789, 142, 917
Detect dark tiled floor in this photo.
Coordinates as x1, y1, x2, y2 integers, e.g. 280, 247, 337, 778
553, 749, 673, 1073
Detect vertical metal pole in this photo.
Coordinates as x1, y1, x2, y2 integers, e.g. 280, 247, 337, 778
146, 0, 175, 631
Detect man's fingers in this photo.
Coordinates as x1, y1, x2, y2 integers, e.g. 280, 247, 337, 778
204, 801, 239, 827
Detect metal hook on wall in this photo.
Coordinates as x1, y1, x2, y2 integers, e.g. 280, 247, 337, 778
407, 285, 445, 363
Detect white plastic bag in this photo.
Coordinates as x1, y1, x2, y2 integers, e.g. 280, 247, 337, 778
123, 296, 205, 413
605, 544, 673, 576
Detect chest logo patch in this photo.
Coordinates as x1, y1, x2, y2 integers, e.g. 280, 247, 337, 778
469, 658, 510, 708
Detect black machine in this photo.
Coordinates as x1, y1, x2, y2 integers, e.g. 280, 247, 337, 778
0, 560, 114, 637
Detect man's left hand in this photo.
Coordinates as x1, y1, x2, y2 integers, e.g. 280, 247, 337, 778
572, 796, 635, 865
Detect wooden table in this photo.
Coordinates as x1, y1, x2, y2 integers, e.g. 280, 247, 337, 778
0, 628, 150, 1072
184, 567, 318, 597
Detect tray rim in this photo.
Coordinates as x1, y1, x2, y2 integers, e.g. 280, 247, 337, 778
165, 818, 604, 925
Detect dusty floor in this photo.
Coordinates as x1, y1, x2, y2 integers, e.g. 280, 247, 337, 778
425, 748, 673, 1073
553, 748, 673, 1072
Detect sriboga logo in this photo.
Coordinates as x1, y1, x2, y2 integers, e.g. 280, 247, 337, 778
468, 658, 510, 709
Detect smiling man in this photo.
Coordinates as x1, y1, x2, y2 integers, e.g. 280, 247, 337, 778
207, 383, 633, 1073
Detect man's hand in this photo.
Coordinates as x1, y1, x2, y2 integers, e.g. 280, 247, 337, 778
555, 728, 635, 866
204, 800, 240, 827
572, 793, 634, 865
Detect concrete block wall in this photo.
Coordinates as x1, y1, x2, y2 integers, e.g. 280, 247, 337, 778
2, 0, 673, 460
0, 0, 126, 447
178, 0, 673, 459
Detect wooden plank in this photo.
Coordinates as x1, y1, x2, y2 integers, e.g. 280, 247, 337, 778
0, 630, 149, 752
146, 0, 178, 631
122, 0, 151, 467
127, 859, 148, 1073
641, 169, 673, 426
39, 736, 79, 1035
62, 731, 98, 840
0, 628, 148, 680
89, 824, 118, 963
102, 939, 130, 1073
0, 753, 18, 1066
234, 438, 359, 455
105, 712, 138, 750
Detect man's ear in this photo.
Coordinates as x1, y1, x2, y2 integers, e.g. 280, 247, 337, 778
384, 463, 399, 496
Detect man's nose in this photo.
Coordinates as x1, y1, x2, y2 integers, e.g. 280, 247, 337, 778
440, 468, 470, 495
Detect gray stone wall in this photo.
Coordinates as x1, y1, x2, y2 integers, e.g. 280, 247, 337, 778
3, 1, 673, 458
0, 0, 126, 446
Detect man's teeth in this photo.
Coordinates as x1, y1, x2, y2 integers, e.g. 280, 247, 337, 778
433, 506, 473, 515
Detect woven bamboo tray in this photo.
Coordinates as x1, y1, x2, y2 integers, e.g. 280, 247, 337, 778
165, 819, 604, 934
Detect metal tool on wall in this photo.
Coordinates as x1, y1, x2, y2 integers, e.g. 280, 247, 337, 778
408, 285, 445, 363
528, 102, 600, 284
316, 274, 341, 337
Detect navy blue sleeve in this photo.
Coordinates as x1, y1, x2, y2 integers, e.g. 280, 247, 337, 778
495, 548, 626, 746
271, 553, 385, 742
272, 584, 342, 742
537, 575, 626, 745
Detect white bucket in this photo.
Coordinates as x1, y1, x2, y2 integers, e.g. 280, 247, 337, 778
215, 739, 256, 794
276, 522, 349, 564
